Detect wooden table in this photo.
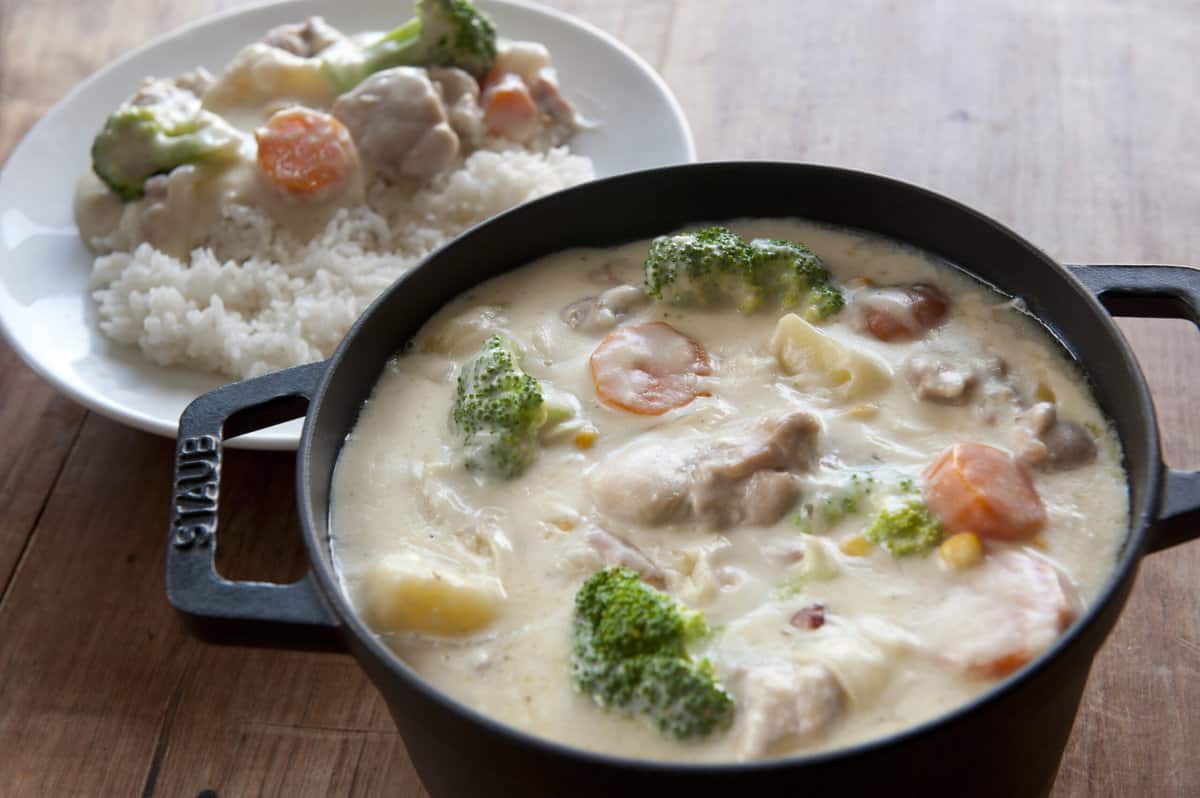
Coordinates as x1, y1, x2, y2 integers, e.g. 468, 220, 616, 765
1, 0, 1197, 795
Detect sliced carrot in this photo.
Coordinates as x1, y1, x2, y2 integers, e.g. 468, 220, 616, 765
481, 72, 540, 142
589, 322, 711, 415
922, 442, 1046, 541
862, 283, 949, 342
912, 549, 1078, 679
978, 650, 1035, 679
255, 107, 358, 203
953, 551, 1077, 679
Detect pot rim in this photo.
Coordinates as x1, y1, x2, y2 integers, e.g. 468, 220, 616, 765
297, 160, 1162, 774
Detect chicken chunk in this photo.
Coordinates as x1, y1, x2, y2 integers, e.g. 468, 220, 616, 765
332, 67, 460, 182
561, 284, 649, 333
734, 661, 843, 760
109, 166, 211, 257
690, 412, 820, 527
903, 351, 978, 405
706, 411, 821, 477
911, 550, 1079, 678
740, 472, 806, 527
902, 350, 1012, 407
588, 443, 692, 526
588, 411, 821, 529
1012, 402, 1098, 472
688, 467, 801, 530
428, 67, 485, 149
261, 16, 344, 57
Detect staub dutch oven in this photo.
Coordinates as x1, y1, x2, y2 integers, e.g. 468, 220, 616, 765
167, 163, 1200, 798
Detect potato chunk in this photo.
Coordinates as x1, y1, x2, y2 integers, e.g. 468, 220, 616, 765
362, 553, 505, 636
771, 313, 891, 400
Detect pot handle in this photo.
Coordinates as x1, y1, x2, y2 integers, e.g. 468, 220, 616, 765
1068, 264, 1200, 552
167, 360, 342, 648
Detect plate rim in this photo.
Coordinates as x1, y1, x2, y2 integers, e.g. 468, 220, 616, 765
0, 0, 696, 451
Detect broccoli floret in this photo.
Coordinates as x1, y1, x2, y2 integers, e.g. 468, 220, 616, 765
806, 283, 847, 321
643, 226, 756, 309
572, 567, 734, 739
795, 470, 928, 534
794, 471, 877, 534
642, 226, 844, 319
324, 0, 497, 92
450, 335, 546, 478
747, 238, 845, 320
91, 84, 241, 201
865, 499, 944, 556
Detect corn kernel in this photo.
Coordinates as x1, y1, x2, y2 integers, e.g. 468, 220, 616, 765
551, 517, 575, 532
840, 536, 872, 557
1035, 381, 1056, 404
940, 532, 984, 569
843, 403, 878, 420
574, 428, 598, 450
1030, 534, 1048, 550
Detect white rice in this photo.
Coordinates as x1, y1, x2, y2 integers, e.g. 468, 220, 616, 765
89, 145, 594, 379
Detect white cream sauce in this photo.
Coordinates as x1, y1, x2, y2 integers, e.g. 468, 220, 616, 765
329, 219, 1128, 763
74, 149, 364, 258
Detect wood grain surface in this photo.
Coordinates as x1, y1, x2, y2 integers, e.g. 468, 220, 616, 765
1, 0, 1198, 795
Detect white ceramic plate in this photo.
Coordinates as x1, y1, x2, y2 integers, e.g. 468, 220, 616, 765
0, 0, 694, 450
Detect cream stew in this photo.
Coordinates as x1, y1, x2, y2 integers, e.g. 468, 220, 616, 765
330, 218, 1127, 762
75, 15, 579, 258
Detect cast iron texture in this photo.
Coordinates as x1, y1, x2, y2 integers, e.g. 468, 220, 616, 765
1067, 263, 1200, 552
169, 360, 340, 649
168, 163, 1200, 798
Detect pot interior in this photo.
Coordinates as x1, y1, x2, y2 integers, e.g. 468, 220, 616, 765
296, 160, 1159, 765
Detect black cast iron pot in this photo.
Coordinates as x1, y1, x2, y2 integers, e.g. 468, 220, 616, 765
167, 162, 1200, 798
